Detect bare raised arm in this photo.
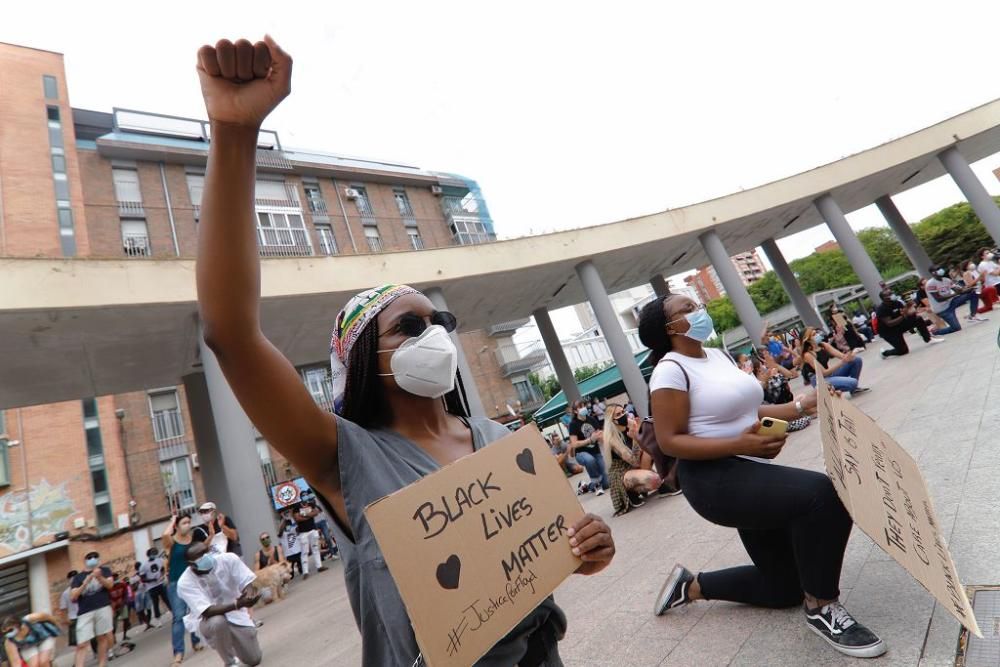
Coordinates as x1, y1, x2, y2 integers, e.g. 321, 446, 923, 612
194, 37, 338, 487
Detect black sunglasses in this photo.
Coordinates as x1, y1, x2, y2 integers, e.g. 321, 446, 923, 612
380, 311, 458, 338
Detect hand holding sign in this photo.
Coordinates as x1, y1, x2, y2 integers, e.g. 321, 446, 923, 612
365, 425, 596, 667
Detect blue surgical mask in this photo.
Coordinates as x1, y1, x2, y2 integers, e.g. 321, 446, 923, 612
85, 557, 99, 569
193, 554, 216, 573
935, 269, 946, 277
577, 407, 589, 419
682, 308, 715, 342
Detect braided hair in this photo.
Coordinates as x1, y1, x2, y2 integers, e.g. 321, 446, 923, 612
638, 296, 674, 368
340, 318, 471, 429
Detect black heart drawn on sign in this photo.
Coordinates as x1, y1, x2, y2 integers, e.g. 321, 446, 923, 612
436, 554, 461, 590
515, 448, 536, 475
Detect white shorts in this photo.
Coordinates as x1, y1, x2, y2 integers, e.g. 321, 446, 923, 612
20, 637, 56, 661
76, 606, 113, 644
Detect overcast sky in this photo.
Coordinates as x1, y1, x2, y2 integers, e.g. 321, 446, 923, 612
6, 1, 1000, 338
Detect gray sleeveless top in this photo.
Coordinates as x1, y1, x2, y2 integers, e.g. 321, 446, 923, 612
323, 416, 567, 667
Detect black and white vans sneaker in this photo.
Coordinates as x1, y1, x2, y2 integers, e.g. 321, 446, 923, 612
804, 602, 886, 658
654, 564, 695, 616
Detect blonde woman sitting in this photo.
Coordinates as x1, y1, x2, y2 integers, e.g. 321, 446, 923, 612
602, 403, 662, 516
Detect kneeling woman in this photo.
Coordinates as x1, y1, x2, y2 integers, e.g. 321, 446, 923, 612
193, 36, 616, 667
2, 614, 60, 667
602, 404, 661, 515
638, 295, 885, 659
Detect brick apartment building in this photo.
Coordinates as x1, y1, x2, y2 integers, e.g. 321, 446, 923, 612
0, 41, 538, 621
684, 249, 766, 303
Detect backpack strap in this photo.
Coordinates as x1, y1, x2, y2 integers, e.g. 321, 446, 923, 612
660, 358, 690, 391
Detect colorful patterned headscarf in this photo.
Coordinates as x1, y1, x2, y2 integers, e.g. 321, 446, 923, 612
329, 284, 418, 414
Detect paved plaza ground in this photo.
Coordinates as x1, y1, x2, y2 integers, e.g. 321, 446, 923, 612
58, 318, 1000, 666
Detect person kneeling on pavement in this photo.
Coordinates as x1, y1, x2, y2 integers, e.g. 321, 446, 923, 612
177, 542, 262, 667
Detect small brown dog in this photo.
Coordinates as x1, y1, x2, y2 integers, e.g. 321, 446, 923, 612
255, 561, 292, 604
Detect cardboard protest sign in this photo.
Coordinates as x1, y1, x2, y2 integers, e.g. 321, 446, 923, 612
816, 375, 981, 637
365, 424, 585, 667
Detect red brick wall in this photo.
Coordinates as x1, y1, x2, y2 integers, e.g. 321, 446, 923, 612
0, 44, 88, 257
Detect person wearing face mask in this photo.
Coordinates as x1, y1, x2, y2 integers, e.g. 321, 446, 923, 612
2, 612, 60, 667
69, 551, 114, 667
255, 531, 285, 572
568, 399, 611, 495
163, 515, 205, 664
193, 35, 616, 667
602, 403, 662, 515
194, 502, 241, 556
977, 248, 1000, 305
925, 264, 987, 334
178, 542, 263, 666
639, 294, 886, 659
138, 547, 167, 628
875, 288, 944, 358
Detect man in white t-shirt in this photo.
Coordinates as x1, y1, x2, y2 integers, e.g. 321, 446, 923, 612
925, 266, 985, 335
177, 542, 262, 666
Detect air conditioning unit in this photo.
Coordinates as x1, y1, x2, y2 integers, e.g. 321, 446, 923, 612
344, 188, 361, 199
191, 453, 200, 469
430, 185, 443, 196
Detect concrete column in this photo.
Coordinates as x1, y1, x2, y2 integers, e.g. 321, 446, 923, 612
28, 553, 51, 613
874, 196, 933, 279
650, 274, 670, 298
533, 307, 581, 405
575, 261, 649, 417
181, 331, 276, 565
425, 287, 486, 417
814, 194, 884, 302
938, 146, 1000, 245
760, 238, 824, 330
698, 230, 765, 343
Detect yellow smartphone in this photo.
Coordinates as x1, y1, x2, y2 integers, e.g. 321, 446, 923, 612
758, 417, 789, 438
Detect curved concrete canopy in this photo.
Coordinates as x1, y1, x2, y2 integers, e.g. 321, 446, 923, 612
4, 97, 1000, 408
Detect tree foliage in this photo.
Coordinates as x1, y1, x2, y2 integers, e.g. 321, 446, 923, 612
704, 198, 1000, 332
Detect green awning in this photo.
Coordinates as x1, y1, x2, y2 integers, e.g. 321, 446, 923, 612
533, 350, 654, 425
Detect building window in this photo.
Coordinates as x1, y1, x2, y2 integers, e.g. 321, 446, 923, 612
315, 224, 337, 256
303, 183, 327, 214
255, 179, 298, 208
364, 226, 383, 253
149, 390, 183, 442
121, 220, 151, 257
161, 457, 196, 514
513, 380, 540, 406
186, 173, 204, 219
302, 367, 334, 410
393, 188, 414, 217
46, 105, 74, 255
82, 399, 113, 533
112, 168, 144, 217
257, 437, 277, 488
43, 75, 58, 100
407, 229, 424, 250
351, 186, 375, 219
256, 211, 313, 256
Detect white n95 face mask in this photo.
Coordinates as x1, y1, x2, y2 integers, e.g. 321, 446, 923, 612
378, 325, 458, 399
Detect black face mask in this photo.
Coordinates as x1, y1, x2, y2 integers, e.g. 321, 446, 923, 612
616, 414, 628, 427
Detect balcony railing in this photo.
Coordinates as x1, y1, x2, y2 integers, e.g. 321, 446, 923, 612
307, 197, 328, 215
257, 227, 314, 257
366, 236, 384, 253
118, 200, 145, 217
488, 319, 530, 337
122, 234, 151, 257
495, 346, 548, 378
163, 477, 197, 516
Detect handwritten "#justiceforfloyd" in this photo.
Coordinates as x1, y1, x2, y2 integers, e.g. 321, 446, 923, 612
410, 473, 571, 582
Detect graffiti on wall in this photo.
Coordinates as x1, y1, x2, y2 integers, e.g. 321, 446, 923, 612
0, 479, 79, 557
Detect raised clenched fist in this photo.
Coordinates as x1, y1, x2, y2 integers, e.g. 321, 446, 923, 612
196, 35, 292, 128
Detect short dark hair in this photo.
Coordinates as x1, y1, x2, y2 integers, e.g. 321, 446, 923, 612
67, 570, 78, 580
84, 551, 99, 560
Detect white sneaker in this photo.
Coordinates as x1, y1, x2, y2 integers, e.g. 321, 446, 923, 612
596, 488, 605, 496
928, 336, 945, 344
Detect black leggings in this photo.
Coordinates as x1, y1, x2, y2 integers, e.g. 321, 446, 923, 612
678, 457, 853, 607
